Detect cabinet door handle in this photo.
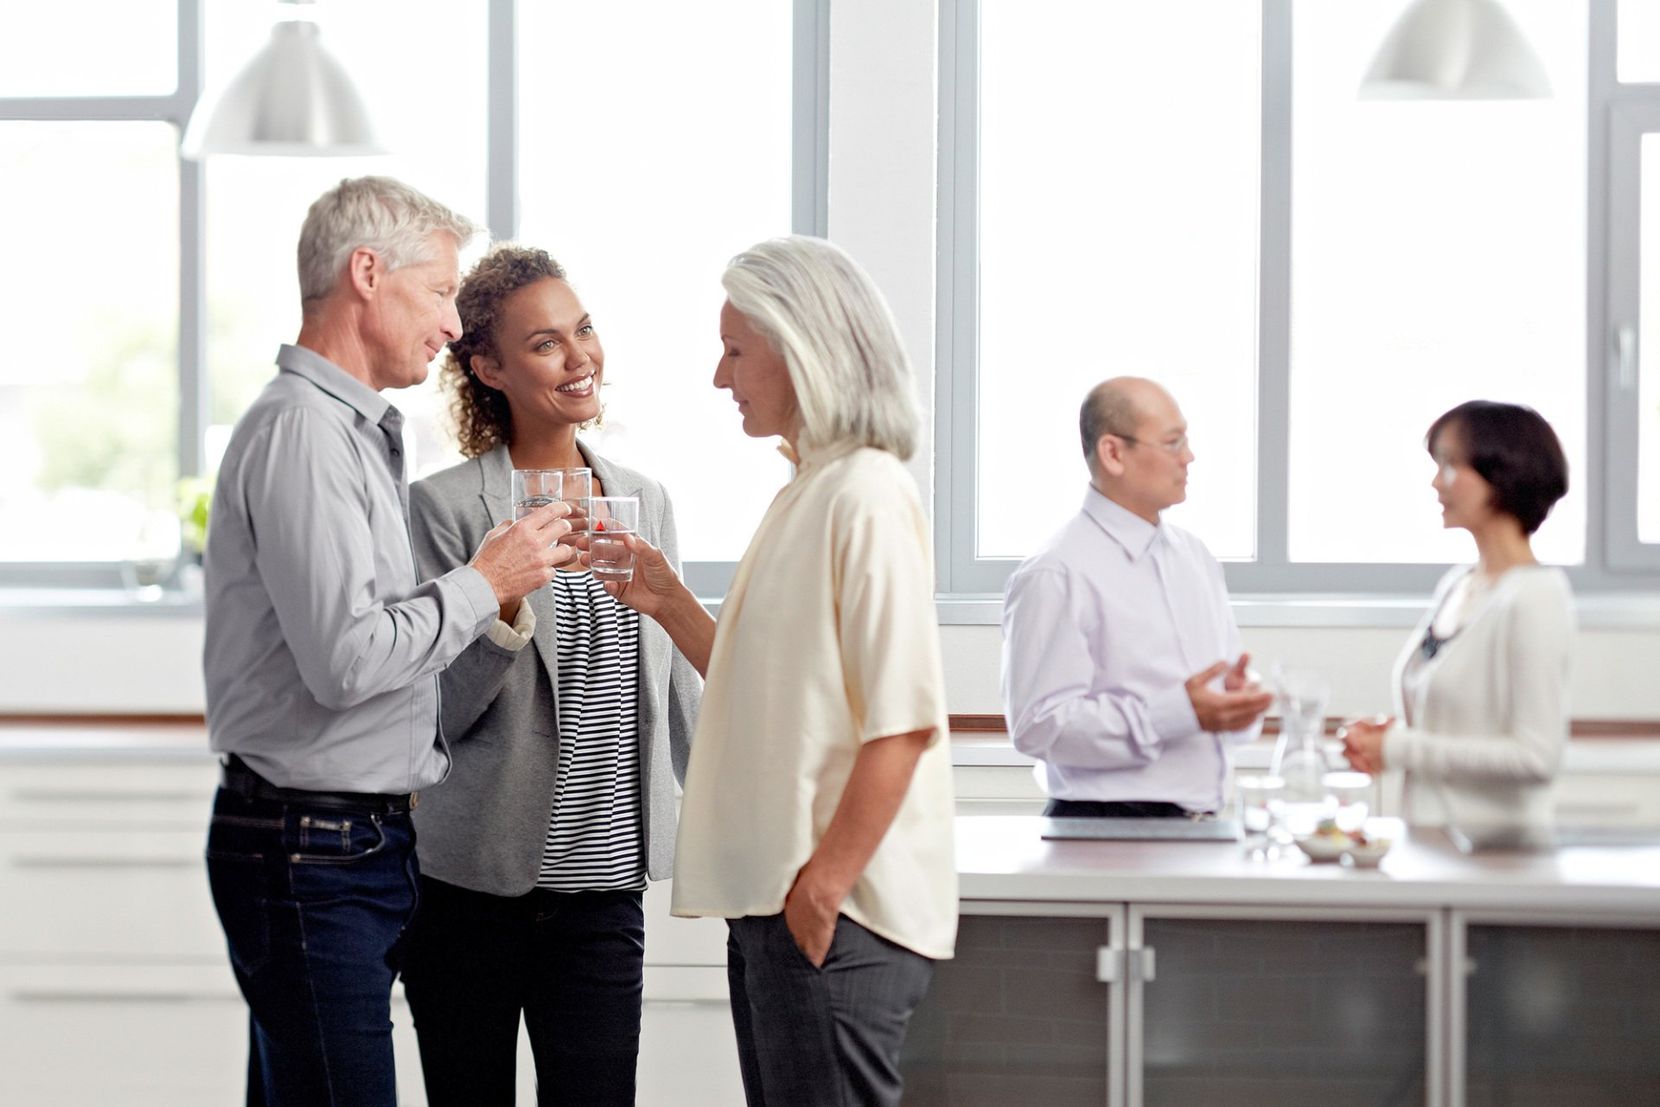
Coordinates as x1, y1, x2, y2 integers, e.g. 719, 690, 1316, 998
1095, 946, 1123, 983
11, 857, 198, 870
12, 990, 238, 1004
10, 789, 204, 804
1134, 947, 1157, 982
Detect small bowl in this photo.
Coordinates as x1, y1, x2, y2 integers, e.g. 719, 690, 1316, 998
1294, 835, 1349, 864
1341, 839, 1394, 868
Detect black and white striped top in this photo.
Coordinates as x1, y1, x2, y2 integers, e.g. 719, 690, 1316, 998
537, 571, 646, 892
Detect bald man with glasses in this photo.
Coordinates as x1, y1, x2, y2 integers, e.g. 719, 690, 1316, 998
1001, 377, 1272, 818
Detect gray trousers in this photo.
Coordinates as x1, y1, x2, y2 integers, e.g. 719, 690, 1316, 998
726, 913, 934, 1107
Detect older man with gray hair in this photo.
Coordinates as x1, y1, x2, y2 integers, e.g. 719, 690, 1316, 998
1002, 377, 1271, 821
203, 176, 574, 1106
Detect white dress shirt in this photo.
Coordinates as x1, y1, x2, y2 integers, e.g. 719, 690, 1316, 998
1001, 487, 1259, 811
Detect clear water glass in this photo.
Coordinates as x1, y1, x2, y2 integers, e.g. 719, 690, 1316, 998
589, 496, 640, 582
511, 469, 564, 521
1323, 771, 1372, 834
552, 467, 593, 571
1236, 774, 1287, 857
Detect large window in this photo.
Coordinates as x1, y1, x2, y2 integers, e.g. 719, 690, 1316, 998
1288, 0, 1586, 567
0, 121, 180, 565
0, 0, 822, 595
200, 0, 489, 480
0, 0, 189, 578
1609, 98, 1660, 567
943, 0, 1660, 595
974, 1, 1260, 562
516, 0, 797, 569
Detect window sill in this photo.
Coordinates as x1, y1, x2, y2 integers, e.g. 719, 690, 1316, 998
6, 589, 1659, 632
0, 589, 204, 617
935, 592, 1660, 630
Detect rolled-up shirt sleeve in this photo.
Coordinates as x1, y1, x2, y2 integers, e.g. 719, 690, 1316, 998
833, 491, 947, 747
243, 410, 496, 712
1002, 567, 1199, 771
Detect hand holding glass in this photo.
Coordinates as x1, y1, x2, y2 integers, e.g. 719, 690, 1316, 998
589, 496, 640, 582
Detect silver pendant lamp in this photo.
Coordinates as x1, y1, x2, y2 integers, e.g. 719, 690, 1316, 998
182, 0, 385, 158
1360, 0, 1553, 100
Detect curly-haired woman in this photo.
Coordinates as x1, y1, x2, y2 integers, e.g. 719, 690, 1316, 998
398, 244, 700, 1106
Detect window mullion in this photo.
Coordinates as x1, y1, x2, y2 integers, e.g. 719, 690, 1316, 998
486, 0, 516, 241
1256, 0, 1293, 576
178, 0, 206, 480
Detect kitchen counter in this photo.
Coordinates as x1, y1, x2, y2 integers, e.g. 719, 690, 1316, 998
955, 814, 1660, 915
950, 731, 1660, 772
0, 721, 209, 762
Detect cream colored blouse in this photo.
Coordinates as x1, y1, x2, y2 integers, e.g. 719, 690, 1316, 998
1387, 565, 1573, 829
670, 444, 957, 960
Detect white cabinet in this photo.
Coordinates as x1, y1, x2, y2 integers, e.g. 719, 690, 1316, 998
0, 753, 743, 1106
0, 758, 230, 1107
0, 963, 247, 1107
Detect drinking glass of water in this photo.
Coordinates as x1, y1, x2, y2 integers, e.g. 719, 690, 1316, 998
1322, 771, 1373, 834
549, 467, 594, 571
1235, 774, 1287, 858
511, 469, 564, 521
588, 496, 640, 582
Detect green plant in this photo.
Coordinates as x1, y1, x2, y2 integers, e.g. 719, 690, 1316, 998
176, 476, 213, 556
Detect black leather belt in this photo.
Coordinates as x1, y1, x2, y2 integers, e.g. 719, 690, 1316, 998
220, 755, 417, 815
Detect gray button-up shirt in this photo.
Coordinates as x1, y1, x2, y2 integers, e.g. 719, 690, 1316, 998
203, 344, 498, 792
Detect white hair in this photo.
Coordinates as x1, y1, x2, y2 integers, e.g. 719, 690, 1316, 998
296, 176, 481, 303
721, 236, 919, 460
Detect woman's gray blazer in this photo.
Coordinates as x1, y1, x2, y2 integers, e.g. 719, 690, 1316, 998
408, 441, 700, 894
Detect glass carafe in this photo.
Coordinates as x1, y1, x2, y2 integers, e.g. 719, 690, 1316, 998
1269, 667, 1334, 836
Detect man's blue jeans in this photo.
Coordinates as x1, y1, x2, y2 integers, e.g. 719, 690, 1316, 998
206, 785, 420, 1107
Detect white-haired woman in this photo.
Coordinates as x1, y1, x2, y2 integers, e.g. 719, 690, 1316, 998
599, 236, 956, 1107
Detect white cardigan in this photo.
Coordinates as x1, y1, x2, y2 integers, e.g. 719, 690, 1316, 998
1385, 565, 1574, 829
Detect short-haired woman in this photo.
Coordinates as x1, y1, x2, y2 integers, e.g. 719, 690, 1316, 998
601, 235, 956, 1107
1343, 400, 1573, 836
399, 244, 700, 1106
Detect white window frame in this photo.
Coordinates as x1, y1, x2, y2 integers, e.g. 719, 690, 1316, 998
938, 0, 1660, 602
0, 0, 828, 600
1604, 65, 1660, 569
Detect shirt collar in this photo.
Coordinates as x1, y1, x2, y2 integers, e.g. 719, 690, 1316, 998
776, 437, 858, 472
1081, 484, 1164, 562
276, 343, 394, 426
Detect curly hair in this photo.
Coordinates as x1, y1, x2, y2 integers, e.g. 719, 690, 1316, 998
442, 244, 567, 458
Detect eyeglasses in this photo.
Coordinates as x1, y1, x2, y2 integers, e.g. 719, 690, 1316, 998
1110, 433, 1189, 456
